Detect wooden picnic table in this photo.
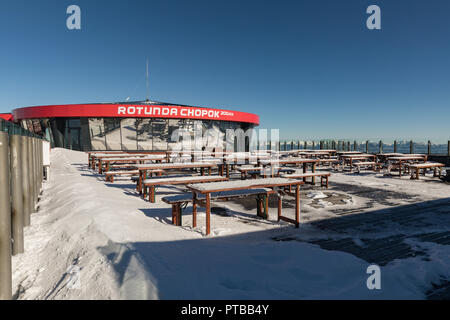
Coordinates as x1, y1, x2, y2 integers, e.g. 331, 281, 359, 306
407, 162, 444, 180
187, 178, 305, 235
387, 156, 427, 177
88, 152, 132, 168
143, 175, 228, 202
92, 153, 150, 172
340, 154, 377, 172
101, 155, 166, 173
134, 162, 219, 194
220, 153, 270, 178
259, 158, 320, 181
336, 151, 363, 156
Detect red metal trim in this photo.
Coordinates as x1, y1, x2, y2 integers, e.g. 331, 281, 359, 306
0, 113, 13, 121
12, 104, 259, 125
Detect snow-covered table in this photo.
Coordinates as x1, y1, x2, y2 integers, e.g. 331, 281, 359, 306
187, 178, 305, 236
259, 158, 320, 181
142, 175, 228, 203
135, 162, 219, 194
340, 154, 377, 172
407, 162, 444, 180
388, 156, 427, 177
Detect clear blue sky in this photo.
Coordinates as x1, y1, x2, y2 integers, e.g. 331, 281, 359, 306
1, 0, 449, 142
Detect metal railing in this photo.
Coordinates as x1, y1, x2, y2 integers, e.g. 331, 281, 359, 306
276, 139, 450, 156
0, 119, 47, 140
0, 120, 46, 300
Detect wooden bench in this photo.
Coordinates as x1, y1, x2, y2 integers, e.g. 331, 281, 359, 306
105, 169, 163, 183
407, 162, 445, 180
162, 188, 275, 226
281, 172, 330, 188
353, 161, 383, 173
143, 175, 228, 203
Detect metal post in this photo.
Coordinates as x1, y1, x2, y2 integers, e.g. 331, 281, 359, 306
284, 141, 287, 151
379, 140, 383, 154
448, 141, 450, 156
410, 140, 414, 154
312, 141, 315, 150
21, 136, 31, 227
304, 141, 307, 149
354, 141, 357, 152
298, 140, 301, 150
0, 131, 12, 300
394, 140, 397, 153
366, 141, 369, 154
38, 139, 42, 191
347, 141, 350, 151
291, 141, 294, 150
10, 135, 24, 255
427, 140, 431, 155
28, 137, 35, 213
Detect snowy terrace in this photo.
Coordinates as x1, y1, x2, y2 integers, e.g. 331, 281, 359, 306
12, 148, 450, 299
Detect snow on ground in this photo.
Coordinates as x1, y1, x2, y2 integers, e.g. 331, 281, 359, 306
11, 148, 450, 299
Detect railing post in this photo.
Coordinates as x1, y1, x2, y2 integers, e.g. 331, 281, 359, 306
0, 131, 12, 300
394, 140, 397, 153
448, 141, 450, 156
21, 136, 31, 227
427, 140, 431, 155
291, 141, 294, 150
312, 141, 315, 150
346, 141, 350, 151
10, 135, 24, 255
304, 141, 307, 150
410, 140, 414, 154
379, 140, 383, 154
28, 137, 35, 213
366, 140, 369, 154
354, 140, 357, 151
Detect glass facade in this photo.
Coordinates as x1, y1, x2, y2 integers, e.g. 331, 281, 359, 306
20, 117, 255, 151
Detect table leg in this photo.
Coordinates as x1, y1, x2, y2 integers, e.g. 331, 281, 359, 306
312, 163, 316, 184
416, 168, 419, 180
206, 193, 211, 236
192, 192, 197, 228
226, 164, 230, 178
295, 184, 300, 228
98, 160, 102, 174
138, 170, 143, 194
172, 204, 178, 225
399, 161, 402, 177
176, 204, 182, 226
277, 194, 282, 221
264, 194, 268, 219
